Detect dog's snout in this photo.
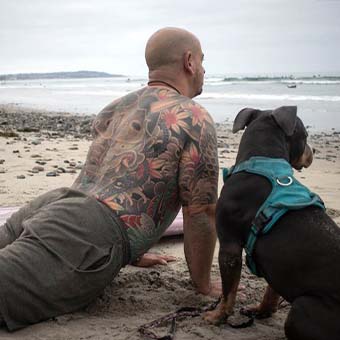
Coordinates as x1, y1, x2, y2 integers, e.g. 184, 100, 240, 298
312, 147, 316, 154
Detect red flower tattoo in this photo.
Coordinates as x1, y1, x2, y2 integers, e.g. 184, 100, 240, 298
163, 107, 190, 134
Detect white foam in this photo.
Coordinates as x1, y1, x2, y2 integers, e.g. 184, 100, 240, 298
282, 80, 340, 85
199, 92, 340, 102
55, 90, 128, 97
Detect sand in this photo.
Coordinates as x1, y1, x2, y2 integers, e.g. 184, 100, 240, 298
0, 105, 339, 339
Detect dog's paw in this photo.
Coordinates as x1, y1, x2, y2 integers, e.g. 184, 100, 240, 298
240, 304, 276, 319
203, 310, 228, 325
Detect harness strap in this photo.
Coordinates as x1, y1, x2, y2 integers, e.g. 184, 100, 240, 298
245, 208, 288, 276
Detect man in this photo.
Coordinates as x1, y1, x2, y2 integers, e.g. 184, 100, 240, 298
0, 27, 219, 331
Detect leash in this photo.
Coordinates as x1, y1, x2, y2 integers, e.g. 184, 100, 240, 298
138, 298, 254, 339
138, 307, 202, 340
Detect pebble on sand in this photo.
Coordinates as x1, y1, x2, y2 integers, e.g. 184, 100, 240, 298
46, 171, 58, 177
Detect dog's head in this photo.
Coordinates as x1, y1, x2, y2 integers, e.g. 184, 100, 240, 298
233, 106, 313, 170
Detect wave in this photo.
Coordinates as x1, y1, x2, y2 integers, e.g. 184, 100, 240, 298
205, 80, 340, 86
56, 90, 128, 96
281, 80, 340, 85
204, 77, 340, 86
215, 76, 340, 85
0, 81, 143, 90
221, 75, 340, 81
199, 92, 340, 102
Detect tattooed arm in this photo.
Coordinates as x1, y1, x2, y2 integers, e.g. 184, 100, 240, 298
179, 103, 219, 296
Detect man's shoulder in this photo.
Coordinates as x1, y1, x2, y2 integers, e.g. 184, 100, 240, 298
178, 97, 215, 127
97, 87, 148, 113
179, 97, 206, 110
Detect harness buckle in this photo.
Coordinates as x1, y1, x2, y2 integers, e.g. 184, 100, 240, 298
251, 212, 272, 235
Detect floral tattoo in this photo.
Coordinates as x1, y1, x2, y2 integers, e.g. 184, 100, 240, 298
73, 86, 218, 233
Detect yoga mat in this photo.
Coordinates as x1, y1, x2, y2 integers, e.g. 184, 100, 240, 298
0, 206, 184, 237
0, 206, 20, 225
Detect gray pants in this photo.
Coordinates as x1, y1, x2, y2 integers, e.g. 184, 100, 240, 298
0, 188, 130, 331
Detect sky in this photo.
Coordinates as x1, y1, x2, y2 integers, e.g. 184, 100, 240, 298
1, 0, 340, 77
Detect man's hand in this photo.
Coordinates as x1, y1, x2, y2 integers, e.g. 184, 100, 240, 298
132, 253, 176, 268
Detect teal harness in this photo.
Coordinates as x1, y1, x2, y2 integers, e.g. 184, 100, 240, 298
223, 156, 325, 277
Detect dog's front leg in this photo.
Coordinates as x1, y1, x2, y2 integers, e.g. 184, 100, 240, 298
241, 284, 280, 319
204, 244, 242, 324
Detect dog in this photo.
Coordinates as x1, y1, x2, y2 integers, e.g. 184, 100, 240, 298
204, 106, 340, 339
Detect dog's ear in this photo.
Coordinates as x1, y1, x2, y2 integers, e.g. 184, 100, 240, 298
232, 108, 262, 133
271, 106, 297, 136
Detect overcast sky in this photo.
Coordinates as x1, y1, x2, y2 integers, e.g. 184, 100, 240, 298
1, 0, 340, 76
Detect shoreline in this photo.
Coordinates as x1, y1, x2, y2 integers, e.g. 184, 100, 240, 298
1, 103, 339, 213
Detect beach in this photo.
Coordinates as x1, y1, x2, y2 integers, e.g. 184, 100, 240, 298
0, 104, 339, 339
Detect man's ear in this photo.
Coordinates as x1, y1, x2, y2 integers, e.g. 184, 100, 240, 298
232, 108, 262, 133
183, 51, 194, 75
271, 106, 297, 136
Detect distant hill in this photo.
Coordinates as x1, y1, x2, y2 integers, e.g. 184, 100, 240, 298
0, 71, 124, 81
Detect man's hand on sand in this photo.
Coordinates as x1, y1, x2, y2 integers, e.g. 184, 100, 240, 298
132, 253, 176, 267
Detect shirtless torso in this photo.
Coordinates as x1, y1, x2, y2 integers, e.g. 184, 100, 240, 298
72, 85, 218, 261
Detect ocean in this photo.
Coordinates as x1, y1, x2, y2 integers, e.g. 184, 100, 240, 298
1, 75, 340, 131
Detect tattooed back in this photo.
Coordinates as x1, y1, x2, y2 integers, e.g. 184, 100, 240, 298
72, 86, 218, 257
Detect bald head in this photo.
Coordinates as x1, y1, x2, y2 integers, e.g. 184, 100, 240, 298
145, 27, 201, 71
